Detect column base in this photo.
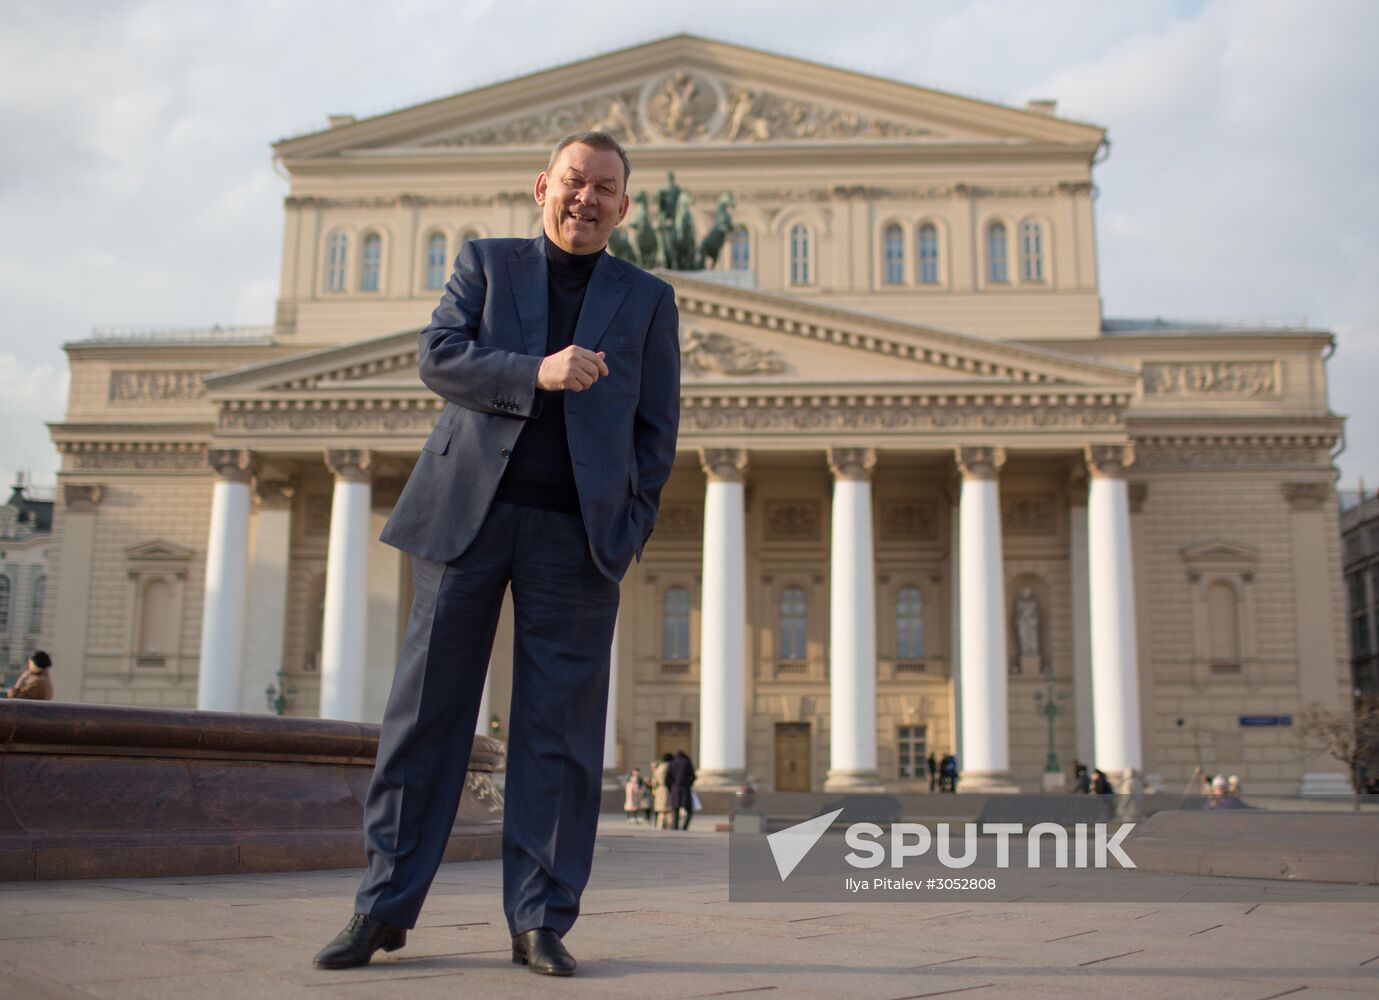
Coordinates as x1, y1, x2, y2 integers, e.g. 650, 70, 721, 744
823, 768, 885, 792
695, 768, 749, 791
956, 770, 1022, 794
1300, 771, 1353, 798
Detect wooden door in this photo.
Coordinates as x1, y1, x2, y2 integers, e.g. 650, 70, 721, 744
775, 722, 812, 791
656, 721, 693, 761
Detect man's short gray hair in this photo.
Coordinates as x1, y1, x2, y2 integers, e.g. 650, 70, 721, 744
547, 131, 632, 186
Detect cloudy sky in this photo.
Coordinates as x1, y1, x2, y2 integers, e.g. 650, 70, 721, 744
1, 0, 1375, 491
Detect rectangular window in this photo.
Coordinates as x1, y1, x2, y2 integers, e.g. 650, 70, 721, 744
897, 724, 928, 780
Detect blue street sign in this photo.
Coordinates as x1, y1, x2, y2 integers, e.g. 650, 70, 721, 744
1238, 715, 1292, 727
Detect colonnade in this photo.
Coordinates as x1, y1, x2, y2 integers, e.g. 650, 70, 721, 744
196, 441, 1145, 787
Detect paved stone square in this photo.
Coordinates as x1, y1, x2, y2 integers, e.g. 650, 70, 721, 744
1, 817, 1376, 999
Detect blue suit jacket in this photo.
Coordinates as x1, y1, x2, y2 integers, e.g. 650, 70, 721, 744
380, 236, 681, 581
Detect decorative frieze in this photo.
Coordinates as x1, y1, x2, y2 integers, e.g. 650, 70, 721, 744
879, 500, 938, 542
1141, 361, 1279, 398
765, 501, 821, 541
70, 451, 207, 472
682, 395, 1125, 434
1133, 439, 1333, 472
654, 504, 702, 540
420, 72, 939, 148
681, 330, 786, 376
109, 370, 206, 403
217, 408, 439, 434
1002, 493, 1056, 535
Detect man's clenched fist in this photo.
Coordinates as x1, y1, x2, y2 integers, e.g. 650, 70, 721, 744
537, 345, 608, 392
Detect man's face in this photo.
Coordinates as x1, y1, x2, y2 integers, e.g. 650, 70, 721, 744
535, 143, 630, 255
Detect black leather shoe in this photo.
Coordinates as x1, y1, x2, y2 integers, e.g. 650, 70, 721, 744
313, 913, 407, 969
511, 927, 576, 976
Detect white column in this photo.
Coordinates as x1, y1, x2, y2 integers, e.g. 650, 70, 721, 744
603, 614, 621, 783
241, 473, 294, 714
948, 480, 963, 767
319, 450, 372, 721
197, 450, 253, 712
1068, 475, 1094, 766
825, 448, 881, 791
1086, 445, 1143, 774
956, 446, 1017, 791
476, 675, 492, 737
697, 448, 748, 789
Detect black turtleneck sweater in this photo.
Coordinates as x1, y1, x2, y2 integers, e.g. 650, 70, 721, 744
492, 235, 600, 514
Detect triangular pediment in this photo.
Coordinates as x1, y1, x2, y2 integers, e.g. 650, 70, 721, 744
1181, 538, 1260, 565
125, 539, 193, 562
275, 35, 1103, 161
202, 278, 1135, 398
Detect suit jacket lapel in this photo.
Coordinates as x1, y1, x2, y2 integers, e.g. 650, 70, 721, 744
572, 252, 630, 353
507, 240, 549, 357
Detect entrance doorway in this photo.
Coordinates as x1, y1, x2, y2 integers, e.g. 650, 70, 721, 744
774, 722, 812, 791
656, 721, 693, 761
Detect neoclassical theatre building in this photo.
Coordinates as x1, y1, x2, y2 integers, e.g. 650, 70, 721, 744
46, 36, 1350, 795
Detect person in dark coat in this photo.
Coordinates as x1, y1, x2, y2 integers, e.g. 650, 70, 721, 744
939, 753, 958, 793
1072, 761, 1091, 795
667, 750, 697, 830
1090, 768, 1113, 795
926, 752, 938, 792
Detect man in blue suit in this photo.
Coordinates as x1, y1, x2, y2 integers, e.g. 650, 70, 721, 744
314, 131, 680, 977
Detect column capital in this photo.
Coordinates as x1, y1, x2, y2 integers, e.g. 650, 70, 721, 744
208, 448, 253, 484
955, 446, 1005, 481
253, 478, 296, 510
62, 483, 104, 510
827, 447, 877, 482
1084, 443, 1135, 479
1282, 481, 1331, 511
325, 449, 373, 483
699, 448, 748, 483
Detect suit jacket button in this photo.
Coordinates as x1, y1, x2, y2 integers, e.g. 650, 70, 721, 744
501, 448, 511, 458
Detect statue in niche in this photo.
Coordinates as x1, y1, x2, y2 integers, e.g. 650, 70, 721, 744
1012, 586, 1045, 675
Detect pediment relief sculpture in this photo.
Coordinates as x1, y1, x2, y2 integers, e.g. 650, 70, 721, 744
421, 70, 942, 148
681, 329, 786, 376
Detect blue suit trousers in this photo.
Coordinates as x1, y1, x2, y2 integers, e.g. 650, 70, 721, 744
355, 501, 620, 936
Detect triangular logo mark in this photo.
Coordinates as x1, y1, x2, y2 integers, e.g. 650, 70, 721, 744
766, 808, 844, 881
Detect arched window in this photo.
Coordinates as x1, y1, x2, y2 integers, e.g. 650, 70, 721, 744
987, 222, 1009, 283
917, 223, 939, 284
1207, 581, 1240, 664
324, 230, 348, 291
137, 578, 173, 654
425, 232, 447, 290
663, 586, 690, 661
361, 233, 382, 291
28, 575, 45, 634
789, 224, 812, 286
779, 586, 807, 661
0, 576, 10, 632
730, 226, 751, 272
1020, 219, 1045, 282
883, 223, 905, 285
896, 587, 924, 660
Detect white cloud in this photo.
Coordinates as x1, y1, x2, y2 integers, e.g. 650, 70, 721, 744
0, 353, 67, 489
